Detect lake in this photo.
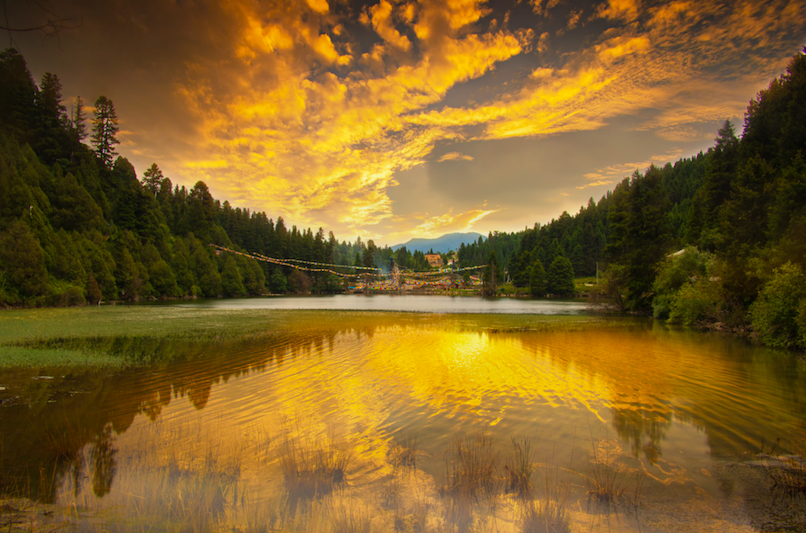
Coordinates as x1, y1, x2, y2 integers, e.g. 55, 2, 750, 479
1, 296, 804, 532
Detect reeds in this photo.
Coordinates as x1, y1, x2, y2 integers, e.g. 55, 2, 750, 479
330, 504, 374, 533
440, 432, 500, 532
390, 436, 419, 471
279, 437, 350, 504
442, 432, 499, 501
505, 438, 536, 500
520, 499, 572, 533
584, 439, 645, 511
519, 458, 572, 533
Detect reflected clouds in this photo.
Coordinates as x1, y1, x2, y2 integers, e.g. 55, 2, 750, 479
5, 314, 806, 508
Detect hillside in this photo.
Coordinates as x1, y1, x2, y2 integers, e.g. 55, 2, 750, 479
391, 232, 484, 254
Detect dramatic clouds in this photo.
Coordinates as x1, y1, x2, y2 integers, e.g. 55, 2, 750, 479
11, 0, 806, 244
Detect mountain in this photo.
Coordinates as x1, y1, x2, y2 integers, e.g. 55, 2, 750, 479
391, 232, 485, 254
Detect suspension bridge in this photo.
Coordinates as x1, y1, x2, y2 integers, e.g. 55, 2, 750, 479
210, 244, 488, 292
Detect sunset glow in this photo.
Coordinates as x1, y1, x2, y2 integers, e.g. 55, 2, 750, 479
10, 0, 806, 244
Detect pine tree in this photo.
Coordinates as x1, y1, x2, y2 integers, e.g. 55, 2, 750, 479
141, 163, 163, 197
72, 96, 87, 141
529, 259, 546, 296
91, 95, 120, 167
482, 251, 501, 296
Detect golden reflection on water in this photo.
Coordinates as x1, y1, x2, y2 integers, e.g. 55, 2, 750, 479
2, 313, 806, 531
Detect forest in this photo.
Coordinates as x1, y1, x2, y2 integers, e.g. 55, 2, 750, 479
1, 47, 804, 349
499, 49, 806, 349
0, 48, 445, 305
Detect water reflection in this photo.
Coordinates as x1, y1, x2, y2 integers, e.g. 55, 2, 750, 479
1, 313, 805, 522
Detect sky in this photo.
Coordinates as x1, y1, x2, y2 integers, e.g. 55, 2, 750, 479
6, 0, 806, 246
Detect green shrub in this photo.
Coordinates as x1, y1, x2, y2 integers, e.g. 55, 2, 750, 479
652, 247, 713, 319
667, 278, 721, 326
797, 299, 806, 349
750, 262, 806, 348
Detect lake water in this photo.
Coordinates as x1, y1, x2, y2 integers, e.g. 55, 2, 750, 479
153, 293, 593, 314
1, 296, 805, 532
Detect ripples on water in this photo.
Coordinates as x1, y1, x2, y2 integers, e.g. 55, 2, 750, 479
1, 308, 805, 531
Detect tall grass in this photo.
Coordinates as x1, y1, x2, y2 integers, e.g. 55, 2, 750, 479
440, 432, 500, 532
330, 504, 374, 533
505, 438, 536, 500
279, 436, 350, 505
584, 439, 645, 512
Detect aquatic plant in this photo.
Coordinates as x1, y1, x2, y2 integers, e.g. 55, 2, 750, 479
519, 499, 571, 533
279, 437, 350, 504
505, 437, 536, 500
442, 432, 499, 502
440, 431, 500, 532
390, 435, 419, 471
330, 504, 374, 533
584, 439, 644, 511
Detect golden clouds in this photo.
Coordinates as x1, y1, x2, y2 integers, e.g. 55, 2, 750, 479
177, 0, 527, 238
577, 149, 684, 190
437, 152, 474, 162
364, 0, 413, 51
169, 0, 806, 242
596, 0, 641, 22
388, 205, 499, 240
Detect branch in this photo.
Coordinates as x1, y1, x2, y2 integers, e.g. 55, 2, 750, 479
0, 17, 81, 34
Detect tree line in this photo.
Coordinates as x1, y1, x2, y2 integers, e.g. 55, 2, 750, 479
0, 48, 457, 306
503, 49, 805, 349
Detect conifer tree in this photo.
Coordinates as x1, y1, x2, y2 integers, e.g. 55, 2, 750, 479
546, 256, 575, 296
141, 163, 163, 197
72, 96, 87, 141
91, 95, 120, 167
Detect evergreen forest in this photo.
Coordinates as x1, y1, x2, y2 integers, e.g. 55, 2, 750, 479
1, 47, 805, 350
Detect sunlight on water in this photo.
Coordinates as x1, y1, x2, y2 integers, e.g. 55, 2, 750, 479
2, 311, 806, 532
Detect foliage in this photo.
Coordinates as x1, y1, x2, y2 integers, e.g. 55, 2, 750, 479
750, 262, 806, 349
90, 95, 119, 168
652, 247, 714, 319
529, 259, 546, 296
589, 263, 628, 313
0, 219, 47, 304
546, 256, 575, 296
482, 251, 502, 296
667, 278, 722, 326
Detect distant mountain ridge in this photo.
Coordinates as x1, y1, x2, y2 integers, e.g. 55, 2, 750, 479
391, 232, 485, 254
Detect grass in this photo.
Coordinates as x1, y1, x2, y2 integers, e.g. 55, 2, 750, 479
0, 345, 126, 368
584, 439, 645, 512
330, 504, 374, 533
440, 432, 500, 533
520, 499, 572, 533
279, 436, 351, 506
3, 425, 658, 533
390, 436, 419, 471
442, 432, 499, 502
505, 438, 536, 500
